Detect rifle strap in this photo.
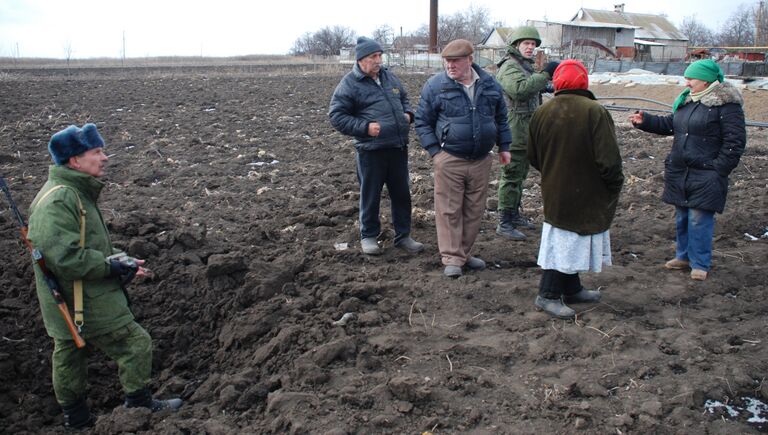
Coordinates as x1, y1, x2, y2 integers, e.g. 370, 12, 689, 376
36, 185, 86, 330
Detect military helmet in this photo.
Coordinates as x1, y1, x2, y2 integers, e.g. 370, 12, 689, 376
508, 26, 541, 47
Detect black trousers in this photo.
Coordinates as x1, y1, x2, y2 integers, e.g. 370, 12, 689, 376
356, 147, 412, 241
538, 269, 582, 299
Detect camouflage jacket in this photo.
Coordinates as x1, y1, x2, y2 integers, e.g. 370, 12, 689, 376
27, 165, 132, 339
496, 47, 550, 149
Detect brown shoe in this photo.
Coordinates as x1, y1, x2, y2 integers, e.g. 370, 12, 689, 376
664, 258, 690, 270
691, 269, 708, 281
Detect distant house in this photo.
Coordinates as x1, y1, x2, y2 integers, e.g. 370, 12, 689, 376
571, 4, 688, 61
478, 27, 514, 64
528, 20, 638, 59
480, 20, 638, 65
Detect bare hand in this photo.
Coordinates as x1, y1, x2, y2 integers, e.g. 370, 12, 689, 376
628, 111, 644, 126
368, 122, 381, 137
498, 151, 511, 165
404, 113, 411, 123
132, 259, 151, 277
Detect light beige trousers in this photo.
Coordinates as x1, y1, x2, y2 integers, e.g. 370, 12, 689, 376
433, 151, 492, 266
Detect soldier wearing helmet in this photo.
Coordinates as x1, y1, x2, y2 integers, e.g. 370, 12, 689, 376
494, 26, 559, 241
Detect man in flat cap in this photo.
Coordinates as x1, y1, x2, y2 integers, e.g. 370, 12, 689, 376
527, 60, 624, 318
329, 36, 424, 256
415, 39, 512, 278
27, 123, 182, 429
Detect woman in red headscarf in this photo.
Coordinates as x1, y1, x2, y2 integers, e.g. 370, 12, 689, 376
527, 59, 625, 319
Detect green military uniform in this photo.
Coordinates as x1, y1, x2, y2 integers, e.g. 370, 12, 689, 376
496, 42, 550, 214
27, 165, 151, 407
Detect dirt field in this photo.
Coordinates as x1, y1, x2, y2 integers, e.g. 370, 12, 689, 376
1, 65, 767, 434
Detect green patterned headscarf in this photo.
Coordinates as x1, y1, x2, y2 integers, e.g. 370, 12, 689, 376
672, 59, 725, 112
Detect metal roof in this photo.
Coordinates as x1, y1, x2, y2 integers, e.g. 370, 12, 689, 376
572, 8, 688, 41
634, 39, 665, 46
539, 19, 639, 30
480, 27, 515, 45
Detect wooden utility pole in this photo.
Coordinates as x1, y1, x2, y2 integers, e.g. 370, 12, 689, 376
430, 0, 438, 53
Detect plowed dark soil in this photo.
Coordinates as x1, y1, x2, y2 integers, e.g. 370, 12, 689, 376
1, 65, 767, 434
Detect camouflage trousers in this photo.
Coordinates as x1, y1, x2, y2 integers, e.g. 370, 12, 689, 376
52, 321, 152, 406
497, 148, 530, 212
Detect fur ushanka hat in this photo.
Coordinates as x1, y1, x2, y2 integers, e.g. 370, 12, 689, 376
48, 123, 105, 165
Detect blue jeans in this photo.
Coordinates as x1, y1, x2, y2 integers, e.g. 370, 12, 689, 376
356, 147, 412, 241
674, 206, 715, 271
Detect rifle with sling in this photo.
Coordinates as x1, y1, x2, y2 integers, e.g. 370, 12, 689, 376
0, 176, 86, 348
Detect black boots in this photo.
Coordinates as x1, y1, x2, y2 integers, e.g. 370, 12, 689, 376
535, 270, 601, 319
497, 208, 535, 240
509, 208, 536, 230
535, 296, 576, 319
62, 397, 94, 430
563, 288, 602, 304
124, 388, 183, 412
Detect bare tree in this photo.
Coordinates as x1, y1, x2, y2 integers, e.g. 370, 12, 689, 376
290, 26, 355, 56
715, 4, 755, 46
290, 32, 316, 56
679, 16, 715, 46
289, 5, 493, 56
64, 42, 73, 77
464, 5, 492, 44
314, 26, 356, 56
403, 6, 493, 50
372, 25, 394, 46
755, 0, 768, 46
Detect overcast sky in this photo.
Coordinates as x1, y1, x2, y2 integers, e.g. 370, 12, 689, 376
0, 0, 732, 59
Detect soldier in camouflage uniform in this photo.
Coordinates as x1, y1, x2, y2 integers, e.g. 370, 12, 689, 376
27, 124, 181, 429
495, 26, 559, 240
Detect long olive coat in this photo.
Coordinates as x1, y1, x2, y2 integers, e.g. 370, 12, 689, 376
27, 165, 132, 339
528, 89, 624, 235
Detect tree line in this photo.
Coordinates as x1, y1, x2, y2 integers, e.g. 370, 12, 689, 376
290, 6, 495, 56
291, 2, 768, 57
681, 2, 768, 47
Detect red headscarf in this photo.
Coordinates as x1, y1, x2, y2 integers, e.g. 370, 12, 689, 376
553, 59, 589, 91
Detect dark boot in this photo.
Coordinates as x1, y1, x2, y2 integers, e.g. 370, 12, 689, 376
534, 296, 575, 319
563, 288, 601, 304
510, 207, 536, 230
62, 397, 94, 430
560, 273, 601, 304
124, 388, 183, 412
496, 209, 526, 240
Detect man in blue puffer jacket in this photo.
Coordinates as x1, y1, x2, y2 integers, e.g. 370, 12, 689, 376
329, 37, 424, 256
415, 39, 512, 278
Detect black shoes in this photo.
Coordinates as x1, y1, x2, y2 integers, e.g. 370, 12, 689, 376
563, 288, 601, 304
62, 397, 95, 430
534, 296, 576, 319
124, 388, 183, 412
496, 208, 534, 240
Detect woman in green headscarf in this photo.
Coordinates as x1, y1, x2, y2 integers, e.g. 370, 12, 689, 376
628, 59, 746, 281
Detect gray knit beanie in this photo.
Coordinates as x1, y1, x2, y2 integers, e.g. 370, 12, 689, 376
355, 37, 383, 61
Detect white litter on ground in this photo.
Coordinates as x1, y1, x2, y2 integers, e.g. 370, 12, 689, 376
590, 71, 768, 90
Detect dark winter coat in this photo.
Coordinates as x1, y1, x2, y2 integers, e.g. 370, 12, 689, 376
415, 64, 512, 159
528, 89, 624, 235
27, 165, 132, 340
328, 63, 413, 151
635, 81, 746, 213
